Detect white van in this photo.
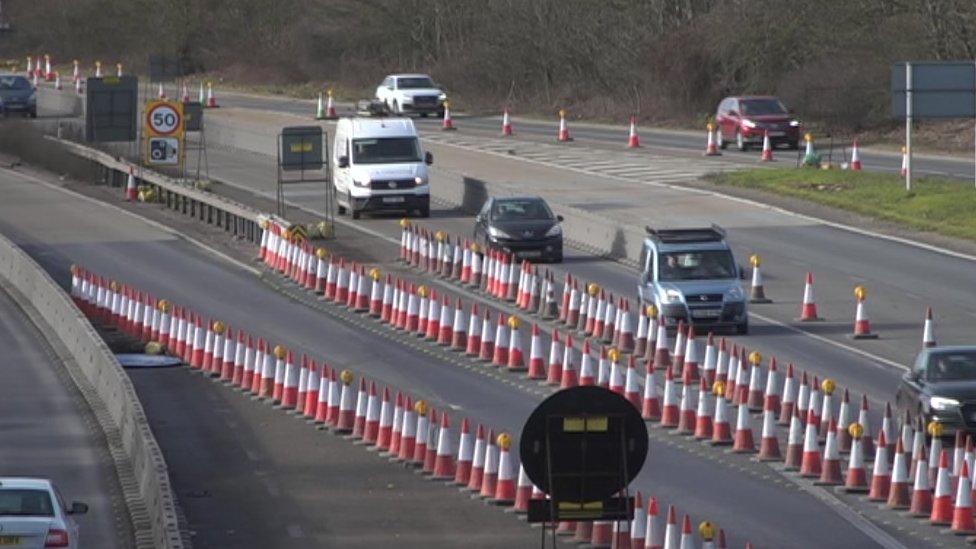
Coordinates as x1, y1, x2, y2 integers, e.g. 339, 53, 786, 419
333, 111, 432, 219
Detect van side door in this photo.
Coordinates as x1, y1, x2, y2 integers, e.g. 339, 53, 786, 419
333, 130, 351, 196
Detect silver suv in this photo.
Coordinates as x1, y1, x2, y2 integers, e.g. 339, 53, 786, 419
636, 226, 748, 334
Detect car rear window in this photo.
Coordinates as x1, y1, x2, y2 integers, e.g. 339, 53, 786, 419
0, 489, 54, 517
926, 351, 976, 381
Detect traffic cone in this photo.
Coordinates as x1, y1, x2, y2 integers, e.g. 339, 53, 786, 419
701, 333, 717, 386
817, 418, 843, 484
900, 146, 908, 176
675, 381, 696, 435
325, 89, 337, 118
868, 430, 891, 501
75, 76, 83, 94
156, 82, 166, 99
526, 324, 546, 379
612, 517, 631, 548
844, 422, 869, 492
577, 340, 596, 386
505, 316, 524, 371
778, 363, 796, 425
850, 286, 876, 339
452, 298, 468, 351
478, 309, 494, 362
545, 330, 563, 382
711, 381, 732, 446
315, 92, 325, 119
681, 325, 699, 384
94, 60, 102, 78
689, 377, 712, 440
395, 397, 418, 461
661, 506, 679, 549
887, 437, 911, 509
491, 313, 509, 366
746, 355, 764, 412
704, 123, 721, 156
724, 345, 739, 402
453, 418, 474, 485
732, 390, 756, 453
479, 430, 499, 499
951, 460, 976, 534
760, 131, 773, 161
560, 334, 578, 388
799, 409, 821, 476
206, 81, 218, 108
644, 498, 664, 549
630, 491, 646, 548
556, 109, 572, 142
922, 307, 936, 348
627, 115, 640, 148
931, 449, 953, 524
180, 82, 190, 103
857, 395, 875, 458
757, 392, 781, 461
803, 133, 817, 165
438, 296, 455, 346
501, 107, 513, 136
836, 388, 852, 453
671, 321, 686, 379
465, 304, 482, 357
511, 465, 532, 513
465, 424, 487, 492
441, 101, 456, 131
491, 433, 515, 505
850, 140, 862, 170
420, 409, 438, 472
660, 367, 679, 428
125, 167, 137, 201
653, 323, 671, 371
608, 349, 624, 394
54, 72, 62, 90
642, 363, 661, 421
796, 272, 821, 321
624, 356, 641, 409
910, 451, 932, 517
748, 254, 771, 303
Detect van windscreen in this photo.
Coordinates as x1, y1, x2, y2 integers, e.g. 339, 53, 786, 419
352, 138, 421, 164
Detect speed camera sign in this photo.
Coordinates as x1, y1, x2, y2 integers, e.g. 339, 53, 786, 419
145, 100, 183, 137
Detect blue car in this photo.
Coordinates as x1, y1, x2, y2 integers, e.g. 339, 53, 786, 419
0, 75, 37, 118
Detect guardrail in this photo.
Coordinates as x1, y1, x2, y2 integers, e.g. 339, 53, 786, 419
0, 233, 184, 548
49, 136, 266, 245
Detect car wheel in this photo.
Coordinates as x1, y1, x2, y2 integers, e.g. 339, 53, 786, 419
337, 204, 347, 215
29, 109, 37, 119
736, 320, 749, 335
736, 131, 747, 151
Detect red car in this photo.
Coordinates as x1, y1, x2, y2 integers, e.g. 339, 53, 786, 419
715, 96, 800, 151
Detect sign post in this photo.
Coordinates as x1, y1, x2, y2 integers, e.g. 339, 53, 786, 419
905, 63, 912, 191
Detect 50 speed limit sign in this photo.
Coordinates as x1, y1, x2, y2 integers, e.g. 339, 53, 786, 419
145, 100, 184, 137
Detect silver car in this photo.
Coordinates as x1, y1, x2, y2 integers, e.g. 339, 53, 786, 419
0, 478, 87, 548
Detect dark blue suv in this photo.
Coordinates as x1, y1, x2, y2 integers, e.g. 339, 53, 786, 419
0, 75, 37, 118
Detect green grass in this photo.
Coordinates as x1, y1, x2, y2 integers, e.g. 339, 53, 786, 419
705, 168, 976, 241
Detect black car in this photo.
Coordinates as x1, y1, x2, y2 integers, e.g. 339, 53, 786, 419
473, 196, 563, 263
0, 75, 37, 118
896, 346, 976, 436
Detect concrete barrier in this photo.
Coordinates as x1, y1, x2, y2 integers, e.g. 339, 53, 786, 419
0, 234, 183, 548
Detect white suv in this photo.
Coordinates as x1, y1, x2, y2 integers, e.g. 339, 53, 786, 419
0, 478, 88, 548
375, 74, 446, 117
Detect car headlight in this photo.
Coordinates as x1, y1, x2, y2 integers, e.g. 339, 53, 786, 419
789, 120, 800, 127
438, 92, 447, 101
741, 119, 757, 129
930, 396, 960, 411
660, 289, 683, 303
726, 286, 744, 300
487, 226, 511, 239
401, 96, 413, 104
352, 176, 371, 188
414, 176, 427, 186
545, 224, 562, 237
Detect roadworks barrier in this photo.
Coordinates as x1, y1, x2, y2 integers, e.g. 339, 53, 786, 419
0, 234, 184, 548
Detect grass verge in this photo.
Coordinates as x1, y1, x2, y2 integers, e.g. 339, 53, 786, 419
704, 167, 976, 242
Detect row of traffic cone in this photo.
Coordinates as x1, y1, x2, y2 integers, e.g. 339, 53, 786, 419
70, 262, 749, 546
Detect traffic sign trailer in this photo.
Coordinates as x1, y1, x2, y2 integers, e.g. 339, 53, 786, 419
276, 126, 334, 232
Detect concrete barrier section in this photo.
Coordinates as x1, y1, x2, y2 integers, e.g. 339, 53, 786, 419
0, 233, 183, 548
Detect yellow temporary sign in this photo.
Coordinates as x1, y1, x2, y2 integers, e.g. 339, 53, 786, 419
143, 100, 185, 168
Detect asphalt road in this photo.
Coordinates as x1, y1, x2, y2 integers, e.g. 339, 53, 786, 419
0, 158, 905, 546
0, 279, 130, 548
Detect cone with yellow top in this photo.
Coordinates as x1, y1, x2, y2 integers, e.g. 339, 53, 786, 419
850, 285, 877, 339
704, 122, 721, 156
748, 253, 771, 303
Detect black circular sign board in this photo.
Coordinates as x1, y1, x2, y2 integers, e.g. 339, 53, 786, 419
519, 386, 648, 503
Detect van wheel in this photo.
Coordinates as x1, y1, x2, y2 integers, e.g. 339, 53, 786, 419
337, 204, 347, 215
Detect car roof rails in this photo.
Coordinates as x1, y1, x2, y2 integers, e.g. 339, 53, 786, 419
644, 224, 727, 243
355, 99, 392, 117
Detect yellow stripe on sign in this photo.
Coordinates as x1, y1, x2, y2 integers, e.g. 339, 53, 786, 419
289, 142, 313, 153
557, 501, 603, 511
562, 416, 609, 432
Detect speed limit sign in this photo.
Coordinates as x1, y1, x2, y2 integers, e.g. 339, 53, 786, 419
145, 100, 183, 137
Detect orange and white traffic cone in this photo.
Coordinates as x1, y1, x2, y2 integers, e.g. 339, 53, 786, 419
951, 460, 976, 534
479, 430, 499, 499
44, 54, 54, 81
325, 89, 338, 119
909, 449, 932, 517
817, 418, 843, 484
560, 334, 578, 388
694, 377, 714, 440
922, 307, 936, 348
778, 363, 796, 425
682, 325, 699, 384
206, 81, 219, 108
757, 391, 781, 461
441, 101, 456, 131
704, 123, 721, 156
125, 167, 137, 201
835, 388, 852, 453
671, 321, 686, 378
627, 115, 640, 148
783, 405, 804, 470
491, 433, 516, 505
732, 390, 756, 453
157, 82, 166, 99
511, 465, 532, 513
526, 324, 546, 379
660, 367, 679, 428
644, 497, 663, 549
501, 107, 513, 136
372, 388, 394, 449
850, 286, 876, 339
675, 381, 696, 435
887, 437, 911, 509
453, 418, 474, 486
624, 356, 641, 409
394, 397, 417, 460
465, 424, 487, 492
54, 72, 62, 90
900, 146, 908, 177
652, 323, 671, 371
931, 449, 954, 524
868, 430, 891, 501
491, 313, 509, 365
799, 409, 821, 476
661, 506, 679, 548
850, 140, 862, 170
748, 254, 771, 303
557, 109, 572, 142
611, 515, 631, 548
641, 364, 661, 421
438, 296, 455, 346
181, 82, 190, 103
844, 422, 869, 492
630, 491, 646, 548
506, 316, 525, 371
710, 381, 732, 446
760, 131, 773, 161
796, 272, 821, 321
75, 76, 83, 94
